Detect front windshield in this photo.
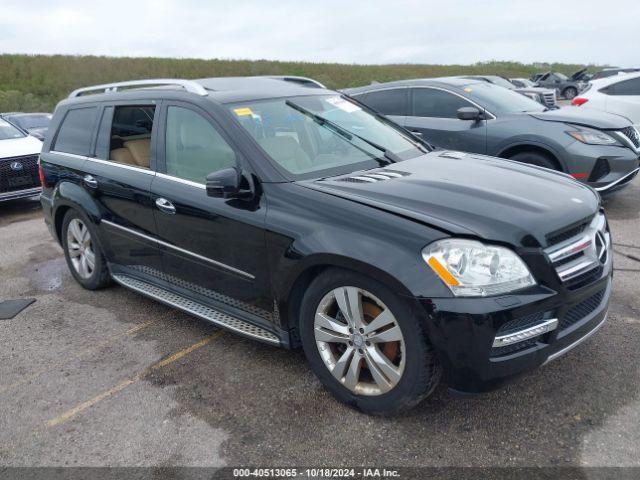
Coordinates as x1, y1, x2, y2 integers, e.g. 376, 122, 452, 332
0, 119, 26, 140
229, 94, 425, 179
488, 77, 516, 89
462, 83, 546, 115
12, 114, 51, 130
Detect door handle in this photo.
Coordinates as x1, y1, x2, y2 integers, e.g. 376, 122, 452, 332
155, 197, 176, 214
83, 175, 98, 189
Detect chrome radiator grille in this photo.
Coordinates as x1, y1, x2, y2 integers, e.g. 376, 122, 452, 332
545, 213, 609, 289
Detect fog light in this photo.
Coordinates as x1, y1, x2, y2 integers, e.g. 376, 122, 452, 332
492, 318, 558, 347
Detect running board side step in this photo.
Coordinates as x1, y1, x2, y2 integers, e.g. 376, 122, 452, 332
112, 274, 281, 345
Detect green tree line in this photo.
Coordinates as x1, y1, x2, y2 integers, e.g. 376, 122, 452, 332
0, 54, 599, 112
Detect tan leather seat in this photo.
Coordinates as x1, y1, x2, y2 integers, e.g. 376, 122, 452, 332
110, 147, 135, 165
123, 139, 150, 168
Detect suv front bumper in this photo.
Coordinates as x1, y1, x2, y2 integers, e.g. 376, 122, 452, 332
416, 257, 612, 393
0, 186, 42, 202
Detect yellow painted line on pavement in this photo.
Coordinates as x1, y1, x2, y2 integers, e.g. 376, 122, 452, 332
0, 320, 156, 395
46, 331, 224, 428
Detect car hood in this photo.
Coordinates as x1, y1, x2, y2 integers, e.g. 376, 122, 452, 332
26, 127, 48, 139
516, 86, 554, 94
528, 107, 630, 130
570, 68, 588, 81
301, 151, 599, 248
0, 135, 42, 158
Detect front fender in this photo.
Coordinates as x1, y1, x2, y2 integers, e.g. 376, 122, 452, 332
495, 137, 569, 171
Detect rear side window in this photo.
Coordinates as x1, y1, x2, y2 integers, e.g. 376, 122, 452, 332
104, 105, 156, 169
53, 107, 97, 156
360, 89, 407, 116
606, 78, 640, 96
412, 88, 473, 118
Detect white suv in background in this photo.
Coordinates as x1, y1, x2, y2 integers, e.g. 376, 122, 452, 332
0, 118, 43, 202
572, 72, 640, 128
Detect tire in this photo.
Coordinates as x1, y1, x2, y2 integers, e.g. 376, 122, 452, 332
61, 209, 111, 290
563, 87, 578, 100
299, 268, 441, 415
508, 151, 559, 171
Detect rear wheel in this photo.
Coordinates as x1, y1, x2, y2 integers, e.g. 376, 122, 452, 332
508, 151, 558, 171
61, 210, 111, 290
563, 87, 578, 100
299, 269, 441, 415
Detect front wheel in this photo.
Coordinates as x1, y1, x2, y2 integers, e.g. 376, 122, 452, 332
299, 269, 441, 415
563, 87, 578, 100
508, 151, 558, 171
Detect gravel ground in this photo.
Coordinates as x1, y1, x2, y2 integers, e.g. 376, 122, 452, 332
0, 181, 638, 470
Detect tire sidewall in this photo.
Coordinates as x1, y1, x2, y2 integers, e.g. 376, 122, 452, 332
61, 209, 109, 290
509, 151, 557, 171
564, 87, 577, 99
299, 269, 436, 415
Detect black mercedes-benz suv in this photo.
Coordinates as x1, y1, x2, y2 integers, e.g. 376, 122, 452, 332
40, 77, 612, 415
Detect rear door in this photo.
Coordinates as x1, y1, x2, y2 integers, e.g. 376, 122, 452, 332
353, 88, 408, 126
402, 87, 487, 153
604, 77, 640, 127
84, 101, 163, 273
150, 101, 274, 321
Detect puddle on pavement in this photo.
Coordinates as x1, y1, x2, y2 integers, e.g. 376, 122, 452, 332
26, 257, 68, 292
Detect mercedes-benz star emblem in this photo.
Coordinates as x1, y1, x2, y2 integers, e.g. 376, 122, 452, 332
10, 161, 23, 171
595, 231, 607, 263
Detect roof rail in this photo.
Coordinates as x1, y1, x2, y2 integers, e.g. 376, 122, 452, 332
68, 79, 208, 98
266, 76, 327, 89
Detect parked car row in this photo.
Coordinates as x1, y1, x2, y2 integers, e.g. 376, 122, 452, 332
460, 75, 557, 108
37, 75, 630, 415
343, 77, 640, 193
531, 68, 591, 100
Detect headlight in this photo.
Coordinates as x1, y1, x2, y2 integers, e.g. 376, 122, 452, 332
422, 239, 536, 297
567, 127, 618, 146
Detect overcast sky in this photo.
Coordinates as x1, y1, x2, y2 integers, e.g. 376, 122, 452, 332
1, 0, 638, 66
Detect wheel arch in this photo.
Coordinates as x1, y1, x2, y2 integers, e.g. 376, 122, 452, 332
278, 254, 416, 341
52, 181, 102, 244
498, 142, 566, 172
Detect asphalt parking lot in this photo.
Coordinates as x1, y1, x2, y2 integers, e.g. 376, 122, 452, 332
0, 182, 638, 469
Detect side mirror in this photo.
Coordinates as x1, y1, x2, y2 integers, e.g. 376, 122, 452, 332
457, 107, 482, 121
206, 167, 241, 198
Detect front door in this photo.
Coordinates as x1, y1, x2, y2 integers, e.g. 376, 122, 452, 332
401, 87, 487, 153
150, 102, 273, 322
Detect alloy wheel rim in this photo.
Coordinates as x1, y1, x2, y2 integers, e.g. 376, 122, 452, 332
314, 287, 406, 396
66, 218, 95, 280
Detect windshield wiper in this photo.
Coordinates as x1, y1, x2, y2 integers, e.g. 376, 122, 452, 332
340, 94, 432, 153
285, 100, 401, 164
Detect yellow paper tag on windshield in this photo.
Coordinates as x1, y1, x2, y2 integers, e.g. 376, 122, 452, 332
234, 107, 254, 116
464, 87, 473, 93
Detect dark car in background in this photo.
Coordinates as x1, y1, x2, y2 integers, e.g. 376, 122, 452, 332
344, 77, 640, 193
534, 69, 590, 99
40, 77, 613, 414
1, 112, 52, 141
510, 78, 536, 88
591, 68, 640, 81
461, 75, 557, 108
